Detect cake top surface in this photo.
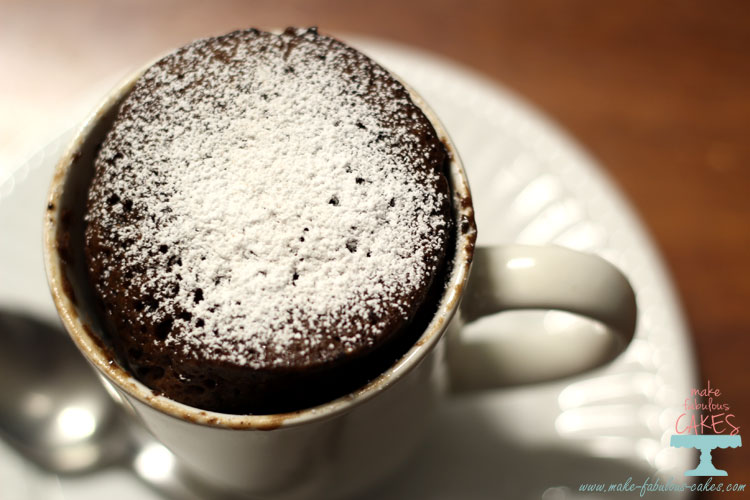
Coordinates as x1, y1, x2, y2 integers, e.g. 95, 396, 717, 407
85, 28, 451, 370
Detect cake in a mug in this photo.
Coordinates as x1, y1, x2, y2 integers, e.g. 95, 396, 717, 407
84, 27, 454, 414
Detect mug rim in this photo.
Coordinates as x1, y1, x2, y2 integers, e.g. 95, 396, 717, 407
43, 47, 477, 430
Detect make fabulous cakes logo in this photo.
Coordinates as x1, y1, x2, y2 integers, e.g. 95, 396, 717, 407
671, 380, 742, 476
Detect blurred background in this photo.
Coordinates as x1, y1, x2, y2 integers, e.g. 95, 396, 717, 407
1, 0, 748, 496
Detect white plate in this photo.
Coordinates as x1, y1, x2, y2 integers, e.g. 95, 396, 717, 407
0, 38, 697, 499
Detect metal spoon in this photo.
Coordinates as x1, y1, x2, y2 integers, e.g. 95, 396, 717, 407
0, 311, 219, 499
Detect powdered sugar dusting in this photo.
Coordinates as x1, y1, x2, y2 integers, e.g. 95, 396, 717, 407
85, 28, 450, 369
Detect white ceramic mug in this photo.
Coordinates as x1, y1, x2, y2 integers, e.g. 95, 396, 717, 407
44, 62, 637, 499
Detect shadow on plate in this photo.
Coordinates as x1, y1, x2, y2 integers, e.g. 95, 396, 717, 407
361, 395, 659, 500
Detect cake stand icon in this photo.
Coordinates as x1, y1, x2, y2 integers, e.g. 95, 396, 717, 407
670, 434, 743, 476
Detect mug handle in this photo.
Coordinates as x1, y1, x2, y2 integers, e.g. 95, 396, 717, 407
446, 245, 637, 392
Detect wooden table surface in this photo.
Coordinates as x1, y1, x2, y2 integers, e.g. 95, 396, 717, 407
2, 0, 748, 496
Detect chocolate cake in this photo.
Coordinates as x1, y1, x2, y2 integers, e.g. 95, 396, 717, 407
84, 27, 453, 414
